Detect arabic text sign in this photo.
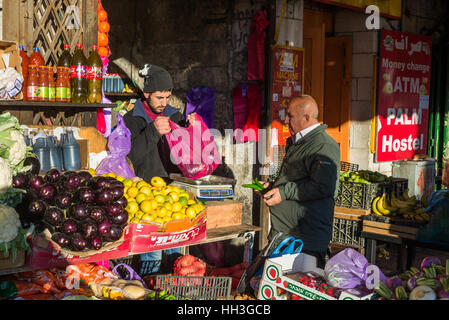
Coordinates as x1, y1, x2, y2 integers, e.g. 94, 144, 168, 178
376, 29, 432, 162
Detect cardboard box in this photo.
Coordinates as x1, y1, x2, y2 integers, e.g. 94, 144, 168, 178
0, 249, 26, 270
205, 200, 242, 229
0, 40, 23, 100
257, 253, 375, 301
128, 211, 207, 254
29, 228, 131, 269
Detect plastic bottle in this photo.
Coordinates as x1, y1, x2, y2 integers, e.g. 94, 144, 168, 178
47, 66, 56, 102
62, 130, 81, 170
19, 46, 29, 101
29, 47, 45, 67
33, 136, 51, 173
55, 66, 66, 102
86, 45, 103, 103
65, 67, 71, 102
27, 65, 39, 101
70, 43, 88, 103
57, 44, 72, 68
37, 65, 48, 102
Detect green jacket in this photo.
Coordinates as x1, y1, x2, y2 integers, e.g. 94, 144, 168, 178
269, 124, 340, 253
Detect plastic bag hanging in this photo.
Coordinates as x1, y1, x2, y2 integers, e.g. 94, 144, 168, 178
165, 113, 221, 179
248, 9, 269, 81
95, 113, 135, 179
186, 86, 215, 129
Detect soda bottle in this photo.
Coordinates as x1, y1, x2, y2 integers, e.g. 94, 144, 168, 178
65, 67, 71, 102
19, 46, 29, 101
29, 47, 45, 67
70, 43, 87, 103
57, 44, 72, 68
87, 45, 103, 103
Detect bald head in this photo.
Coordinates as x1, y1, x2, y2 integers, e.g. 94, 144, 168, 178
289, 95, 319, 120
285, 95, 320, 136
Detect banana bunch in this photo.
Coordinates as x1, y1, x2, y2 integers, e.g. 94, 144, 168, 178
122, 83, 135, 93
371, 189, 430, 223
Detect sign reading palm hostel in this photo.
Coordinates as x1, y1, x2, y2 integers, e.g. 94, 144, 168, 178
376, 29, 432, 162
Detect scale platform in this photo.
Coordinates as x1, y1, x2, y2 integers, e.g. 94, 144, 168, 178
169, 174, 235, 201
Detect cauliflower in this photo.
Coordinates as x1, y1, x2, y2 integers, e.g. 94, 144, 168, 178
0, 203, 20, 243
0, 157, 12, 194
0, 112, 27, 166
6, 129, 27, 165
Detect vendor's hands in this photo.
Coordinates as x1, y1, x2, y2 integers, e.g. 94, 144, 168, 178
153, 116, 171, 135
187, 113, 197, 126
263, 188, 282, 207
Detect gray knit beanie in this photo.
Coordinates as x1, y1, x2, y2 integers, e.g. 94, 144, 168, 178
138, 64, 173, 93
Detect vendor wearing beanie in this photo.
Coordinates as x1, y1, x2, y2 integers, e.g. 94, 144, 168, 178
123, 64, 195, 276
123, 64, 195, 181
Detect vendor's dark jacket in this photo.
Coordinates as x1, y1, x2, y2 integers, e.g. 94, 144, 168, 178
269, 124, 340, 253
123, 98, 184, 181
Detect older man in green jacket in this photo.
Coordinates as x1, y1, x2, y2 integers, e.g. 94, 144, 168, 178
262, 95, 340, 268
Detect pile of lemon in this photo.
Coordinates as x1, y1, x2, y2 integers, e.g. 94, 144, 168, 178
122, 176, 205, 225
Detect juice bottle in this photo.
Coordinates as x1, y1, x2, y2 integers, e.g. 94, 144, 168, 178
29, 47, 45, 67
27, 65, 39, 101
37, 65, 48, 101
56, 66, 66, 102
57, 44, 72, 68
48, 66, 56, 102
87, 45, 103, 103
19, 46, 29, 101
70, 43, 87, 103
65, 67, 71, 102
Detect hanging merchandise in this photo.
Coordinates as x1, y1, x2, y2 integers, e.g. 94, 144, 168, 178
19, 46, 29, 101
247, 9, 269, 81
97, 0, 113, 136
233, 83, 262, 142
186, 86, 216, 129
70, 44, 88, 103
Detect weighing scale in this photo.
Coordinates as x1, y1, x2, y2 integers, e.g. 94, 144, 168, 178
169, 174, 235, 201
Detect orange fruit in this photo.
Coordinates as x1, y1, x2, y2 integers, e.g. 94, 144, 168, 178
98, 32, 109, 47
99, 21, 110, 33
98, 46, 108, 57
98, 9, 108, 22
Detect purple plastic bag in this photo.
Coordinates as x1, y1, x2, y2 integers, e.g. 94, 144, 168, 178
186, 86, 215, 129
95, 114, 135, 179
324, 248, 387, 289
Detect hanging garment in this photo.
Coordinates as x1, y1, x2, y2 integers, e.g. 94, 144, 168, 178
186, 86, 216, 129
233, 83, 261, 142
247, 9, 269, 81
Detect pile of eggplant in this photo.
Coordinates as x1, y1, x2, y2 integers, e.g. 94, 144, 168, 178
13, 169, 128, 252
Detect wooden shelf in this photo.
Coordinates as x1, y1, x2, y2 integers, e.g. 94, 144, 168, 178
0, 100, 116, 109
104, 92, 139, 98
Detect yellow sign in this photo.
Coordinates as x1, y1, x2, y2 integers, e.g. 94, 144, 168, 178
314, 0, 402, 19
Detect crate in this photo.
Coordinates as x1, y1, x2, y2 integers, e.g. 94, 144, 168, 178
331, 217, 365, 249
336, 162, 408, 210
155, 275, 232, 300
